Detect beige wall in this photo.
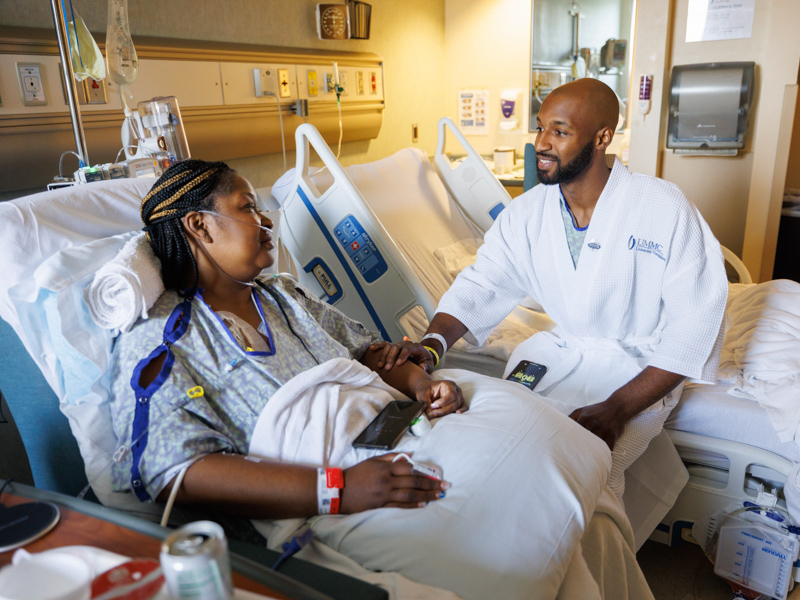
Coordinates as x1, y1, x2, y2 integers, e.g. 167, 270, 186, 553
630, 0, 800, 279
444, 0, 535, 157
0, 0, 446, 189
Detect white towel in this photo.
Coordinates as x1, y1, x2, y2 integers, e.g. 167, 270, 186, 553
85, 232, 164, 333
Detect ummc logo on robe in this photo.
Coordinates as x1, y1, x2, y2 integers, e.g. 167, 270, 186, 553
628, 236, 666, 261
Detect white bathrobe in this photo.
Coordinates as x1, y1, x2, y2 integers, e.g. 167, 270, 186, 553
437, 158, 728, 538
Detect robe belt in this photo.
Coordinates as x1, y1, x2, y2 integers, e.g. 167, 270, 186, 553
532, 329, 660, 395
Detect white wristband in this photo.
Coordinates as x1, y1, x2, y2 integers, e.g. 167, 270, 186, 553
421, 333, 448, 355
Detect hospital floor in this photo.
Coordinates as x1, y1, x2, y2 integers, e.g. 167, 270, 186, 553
638, 540, 741, 600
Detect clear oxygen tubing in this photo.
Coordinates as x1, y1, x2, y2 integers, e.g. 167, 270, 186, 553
194, 211, 274, 288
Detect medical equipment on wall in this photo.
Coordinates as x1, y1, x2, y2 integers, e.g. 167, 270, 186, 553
530, 69, 570, 116
121, 96, 191, 165
280, 123, 436, 342
666, 61, 755, 156
638, 75, 653, 117
600, 38, 627, 73
433, 117, 511, 233
693, 491, 800, 600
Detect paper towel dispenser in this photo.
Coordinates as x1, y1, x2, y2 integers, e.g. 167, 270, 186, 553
666, 62, 755, 156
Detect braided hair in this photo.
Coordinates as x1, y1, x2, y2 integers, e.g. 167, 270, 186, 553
141, 159, 238, 293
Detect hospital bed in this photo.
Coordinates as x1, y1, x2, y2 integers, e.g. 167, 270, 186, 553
0, 171, 649, 599
268, 119, 800, 550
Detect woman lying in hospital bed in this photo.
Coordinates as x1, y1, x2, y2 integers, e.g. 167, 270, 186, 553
106, 159, 653, 600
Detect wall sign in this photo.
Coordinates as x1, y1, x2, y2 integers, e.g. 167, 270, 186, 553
458, 89, 489, 135
686, 0, 755, 42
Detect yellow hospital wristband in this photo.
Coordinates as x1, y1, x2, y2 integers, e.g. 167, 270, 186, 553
422, 345, 440, 368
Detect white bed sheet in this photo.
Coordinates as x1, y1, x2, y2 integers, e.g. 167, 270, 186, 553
666, 382, 800, 462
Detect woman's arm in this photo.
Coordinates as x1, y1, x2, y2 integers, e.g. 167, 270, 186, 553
158, 452, 448, 519
359, 346, 465, 418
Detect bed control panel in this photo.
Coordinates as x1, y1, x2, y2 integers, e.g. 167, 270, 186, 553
334, 215, 388, 283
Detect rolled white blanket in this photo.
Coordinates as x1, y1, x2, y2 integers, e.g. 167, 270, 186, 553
86, 232, 163, 332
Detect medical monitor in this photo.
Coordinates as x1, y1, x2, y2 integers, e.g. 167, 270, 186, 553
666, 62, 755, 156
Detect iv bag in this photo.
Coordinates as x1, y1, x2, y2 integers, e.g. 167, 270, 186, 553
106, 0, 138, 86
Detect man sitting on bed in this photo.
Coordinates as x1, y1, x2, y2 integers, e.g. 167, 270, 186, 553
377, 77, 729, 500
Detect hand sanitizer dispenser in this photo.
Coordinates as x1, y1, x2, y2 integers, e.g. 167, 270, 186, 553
499, 89, 522, 131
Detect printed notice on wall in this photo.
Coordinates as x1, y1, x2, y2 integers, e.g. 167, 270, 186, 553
458, 89, 489, 135
686, 0, 755, 42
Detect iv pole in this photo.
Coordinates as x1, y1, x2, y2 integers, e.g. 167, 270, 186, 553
49, 0, 90, 167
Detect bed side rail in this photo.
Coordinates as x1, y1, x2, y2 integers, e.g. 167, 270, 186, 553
432, 117, 512, 234
278, 123, 437, 343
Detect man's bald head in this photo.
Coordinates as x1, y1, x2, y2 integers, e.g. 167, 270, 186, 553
543, 78, 620, 134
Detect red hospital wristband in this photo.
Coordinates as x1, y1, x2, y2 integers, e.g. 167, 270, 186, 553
317, 467, 344, 515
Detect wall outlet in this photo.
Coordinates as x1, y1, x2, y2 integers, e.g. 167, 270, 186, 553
253, 68, 278, 97
278, 68, 291, 98
82, 78, 107, 104
356, 71, 365, 95
325, 72, 336, 93
16, 62, 47, 106
307, 70, 318, 96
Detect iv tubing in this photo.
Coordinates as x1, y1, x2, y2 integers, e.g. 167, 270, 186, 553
160, 464, 189, 527
66, 0, 84, 68
263, 91, 287, 172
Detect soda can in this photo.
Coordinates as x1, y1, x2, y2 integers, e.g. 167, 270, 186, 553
160, 520, 233, 600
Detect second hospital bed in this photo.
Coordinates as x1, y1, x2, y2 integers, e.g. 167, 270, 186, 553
268, 120, 800, 550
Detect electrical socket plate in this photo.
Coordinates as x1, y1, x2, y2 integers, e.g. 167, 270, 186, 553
16, 62, 47, 106
82, 78, 107, 104
278, 68, 291, 98
253, 68, 279, 97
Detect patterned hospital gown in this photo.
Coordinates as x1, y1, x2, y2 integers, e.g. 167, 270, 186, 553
108, 275, 380, 501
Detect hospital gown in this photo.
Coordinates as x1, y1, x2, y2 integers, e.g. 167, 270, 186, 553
108, 275, 380, 500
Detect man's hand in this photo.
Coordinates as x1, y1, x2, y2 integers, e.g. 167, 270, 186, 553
340, 454, 449, 513
568, 400, 628, 451
415, 379, 466, 418
370, 340, 434, 373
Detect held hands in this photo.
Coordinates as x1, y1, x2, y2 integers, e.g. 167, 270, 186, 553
415, 379, 466, 418
340, 454, 449, 513
568, 399, 628, 451
371, 340, 435, 373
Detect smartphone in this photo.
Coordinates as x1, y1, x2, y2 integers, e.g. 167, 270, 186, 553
505, 360, 548, 390
352, 400, 426, 450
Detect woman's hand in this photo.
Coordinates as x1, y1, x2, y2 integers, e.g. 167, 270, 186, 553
340, 454, 449, 513
370, 341, 435, 373
415, 379, 466, 418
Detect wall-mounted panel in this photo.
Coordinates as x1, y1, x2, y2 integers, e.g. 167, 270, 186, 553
0, 26, 385, 195
125, 59, 225, 108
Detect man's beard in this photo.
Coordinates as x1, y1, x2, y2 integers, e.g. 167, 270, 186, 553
536, 139, 595, 185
